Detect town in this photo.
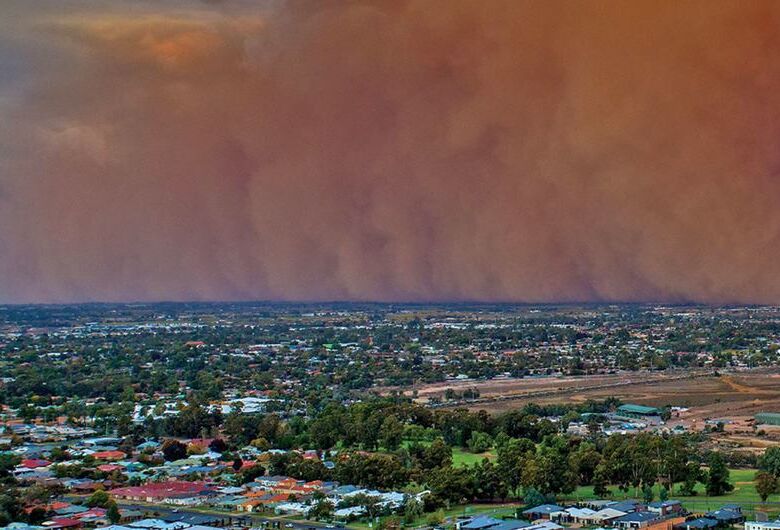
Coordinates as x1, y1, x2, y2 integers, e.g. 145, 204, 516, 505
2, 303, 780, 530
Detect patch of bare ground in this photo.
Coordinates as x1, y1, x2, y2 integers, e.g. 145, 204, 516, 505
390, 371, 780, 443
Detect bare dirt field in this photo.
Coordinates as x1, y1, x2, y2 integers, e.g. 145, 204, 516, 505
393, 369, 780, 450
395, 368, 715, 410
405, 370, 780, 410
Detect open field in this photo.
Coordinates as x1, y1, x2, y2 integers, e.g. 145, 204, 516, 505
568, 468, 758, 503
565, 468, 780, 519
403, 371, 700, 406
402, 441, 494, 467
401, 369, 780, 428
397, 369, 780, 452
407, 369, 780, 415
452, 446, 494, 467
394, 369, 718, 412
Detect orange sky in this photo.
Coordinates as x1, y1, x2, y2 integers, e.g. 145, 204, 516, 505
1, 1, 780, 303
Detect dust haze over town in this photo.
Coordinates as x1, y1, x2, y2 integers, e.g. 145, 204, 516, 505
3, 2, 780, 530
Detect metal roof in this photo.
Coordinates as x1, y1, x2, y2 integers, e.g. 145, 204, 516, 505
617, 404, 660, 414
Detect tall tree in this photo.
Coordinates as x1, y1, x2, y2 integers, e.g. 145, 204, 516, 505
759, 447, 780, 477
705, 453, 733, 496
755, 471, 777, 502
380, 416, 404, 451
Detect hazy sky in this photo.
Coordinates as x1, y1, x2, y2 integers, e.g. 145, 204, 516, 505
2, 0, 780, 304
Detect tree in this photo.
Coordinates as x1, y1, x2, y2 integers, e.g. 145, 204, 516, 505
403, 496, 424, 525
679, 462, 702, 496
472, 460, 508, 501
642, 483, 654, 503
377, 516, 400, 530
467, 431, 493, 454
309, 499, 334, 520
240, 463, 266, 484
26, 507, 47, 524
209, 438, 227, 453
161, 439, 187, 462
87, 489, 111, 508
380, 416, 404, 451
251, 437, 271, 451
336, 453, 409, 490
422, 438, 452, 470
497, 438, 533, 494
426, 466, 474, 506
0, 454, 21, 478
0, 490, 21, 527
107, 502, 121, 524
346, 493, 381, 519
522, 487, 553, 508
570, 442, 602, 485
705, 453, 733, 496
587, 416, 602, 438
659, 486, 669, 502
592, 463, 610, 498
759, 447, 780, 477
522, 441, 577, 495
755, 471, 777, 502
426, 509, 445, 527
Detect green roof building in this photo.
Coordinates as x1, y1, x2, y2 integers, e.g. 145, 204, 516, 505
617, 404, 661, 418
755, 412, 780, 426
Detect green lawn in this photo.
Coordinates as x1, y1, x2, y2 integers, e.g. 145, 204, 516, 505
400, 440, 494, 468
452, 446, 494, 467
565, 468, 780, 516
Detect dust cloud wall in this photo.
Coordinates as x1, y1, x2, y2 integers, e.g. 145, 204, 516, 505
1, 0, 780, 303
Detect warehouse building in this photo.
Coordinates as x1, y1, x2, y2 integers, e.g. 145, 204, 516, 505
755, 412, 780, 426
616, 404, 661, 419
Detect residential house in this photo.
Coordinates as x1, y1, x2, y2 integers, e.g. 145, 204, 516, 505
673, 519, 719, 530
613, 512, 662, 529
522, 505, 566, 521
648, 501, 684, 517
705, 508, 744, 526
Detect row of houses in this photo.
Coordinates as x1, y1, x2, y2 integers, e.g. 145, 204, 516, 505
1, 515, 234, 530
108, 478, 416, 519
517, 500, 745, 530
453, 501, 752, 530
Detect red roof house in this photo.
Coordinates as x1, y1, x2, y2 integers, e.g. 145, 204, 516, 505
97, 464, 123, 473
43, 518, 83, 529
111, 481, 213, 502
92, 450, 126, 461
21, 459, 51, 469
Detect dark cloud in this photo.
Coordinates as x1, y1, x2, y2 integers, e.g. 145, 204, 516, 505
1, 1, 780, 303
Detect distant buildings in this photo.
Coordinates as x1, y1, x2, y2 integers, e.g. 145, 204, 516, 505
754, 412, 780, 426
110, 482, 214, 505
616, 404, 662, 419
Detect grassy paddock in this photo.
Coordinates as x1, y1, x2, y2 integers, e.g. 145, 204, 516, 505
565, 468, 780, 518
400, 440, 495, 468
452, 446, 494, 467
